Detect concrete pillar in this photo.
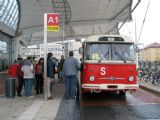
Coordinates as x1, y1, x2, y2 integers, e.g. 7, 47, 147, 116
12, 37, 21, 62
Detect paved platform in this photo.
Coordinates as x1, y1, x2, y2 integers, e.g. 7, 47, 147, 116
0, 77, 160, 120
0, 80, 65, 120
138, 79, 160, 95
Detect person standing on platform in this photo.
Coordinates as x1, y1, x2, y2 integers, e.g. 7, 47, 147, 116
35, 58, 44, 94
58, 55, 65, 84
47, 52, 56, 100
8, 60, 18, 79
62, 51, 80, 99
17, 58, 24, 97
21, 57, 34, 99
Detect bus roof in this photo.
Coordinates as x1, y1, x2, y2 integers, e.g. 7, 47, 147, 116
84, 34, 134, 43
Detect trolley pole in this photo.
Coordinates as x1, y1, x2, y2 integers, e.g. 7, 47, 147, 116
135, 18, 139, 68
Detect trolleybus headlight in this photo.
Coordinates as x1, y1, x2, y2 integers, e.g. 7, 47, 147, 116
89, 76, 95, 81
129, 76, 134, 81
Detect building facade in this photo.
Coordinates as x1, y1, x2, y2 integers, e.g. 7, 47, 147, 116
39, 40, 82, 60
139, 42, 160, 62
40, 43, 62, 59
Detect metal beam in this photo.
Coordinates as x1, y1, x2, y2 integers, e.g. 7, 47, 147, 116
108, 0, 141, 34
18, 18, 124, 31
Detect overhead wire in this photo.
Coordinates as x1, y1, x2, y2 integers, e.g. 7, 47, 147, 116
102, 0, 110, 19
126, 24, 131, 36
101, 0, 111, 34
138, 1, 150, 43
92, 0, 100, 34
117, 0, 141, 32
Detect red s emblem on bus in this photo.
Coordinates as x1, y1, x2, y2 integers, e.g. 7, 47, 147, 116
100, 67, 106, 75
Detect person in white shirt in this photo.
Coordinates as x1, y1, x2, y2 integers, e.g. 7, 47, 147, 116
21, 57, 34, 99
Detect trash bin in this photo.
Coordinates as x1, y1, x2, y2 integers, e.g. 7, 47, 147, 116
5, 78, 16, 98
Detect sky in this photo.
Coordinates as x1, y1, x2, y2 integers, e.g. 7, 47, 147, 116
120, 0, 160, 47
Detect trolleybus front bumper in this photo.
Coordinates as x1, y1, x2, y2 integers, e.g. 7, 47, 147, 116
82, 84, 139, 91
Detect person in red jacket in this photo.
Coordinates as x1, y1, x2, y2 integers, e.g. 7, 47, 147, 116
35, 58, 44, 94
8, 60, 18, 78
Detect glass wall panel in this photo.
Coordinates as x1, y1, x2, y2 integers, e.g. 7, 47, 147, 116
0, 0, 19, 30
0, 31, 12, 71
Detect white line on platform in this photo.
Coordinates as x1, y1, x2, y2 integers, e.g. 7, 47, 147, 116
17, 101, 44, 120
128, 103, 160, 106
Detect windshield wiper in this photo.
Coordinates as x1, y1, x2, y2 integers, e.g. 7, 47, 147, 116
98, 58, 102, 63
98, 51, 109, 63
115, 51, 127, 63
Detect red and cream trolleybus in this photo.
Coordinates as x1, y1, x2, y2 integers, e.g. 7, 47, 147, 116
79, 34, 139, 95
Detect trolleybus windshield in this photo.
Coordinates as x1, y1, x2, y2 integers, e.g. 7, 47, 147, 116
85, 43, 135, 62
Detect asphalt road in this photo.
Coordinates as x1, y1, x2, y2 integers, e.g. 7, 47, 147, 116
77, 89, 160, 120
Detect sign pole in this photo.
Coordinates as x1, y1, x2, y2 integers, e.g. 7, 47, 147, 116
62, 21, 64, 56
44, 13, 48, 100
44, 13, 59, 100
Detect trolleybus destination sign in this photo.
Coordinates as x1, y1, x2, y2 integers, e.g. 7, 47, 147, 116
47, 13, 59, 32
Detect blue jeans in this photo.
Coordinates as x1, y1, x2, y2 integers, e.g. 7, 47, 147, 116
24, 78, 33, 97
64, 75, 76, 98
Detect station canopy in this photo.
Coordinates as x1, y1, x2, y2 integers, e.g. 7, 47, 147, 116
18, 0, 138, 45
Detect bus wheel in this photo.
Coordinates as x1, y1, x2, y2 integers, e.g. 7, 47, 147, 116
119, 91, 126, 96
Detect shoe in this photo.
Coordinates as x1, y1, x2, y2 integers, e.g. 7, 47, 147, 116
27, 96, 34, 99
17, 94, 22, 97
70, 96, 75, 99
64, 96, 69, 100
48, 96, 53, 100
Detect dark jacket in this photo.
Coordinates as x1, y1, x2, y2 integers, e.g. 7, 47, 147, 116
35, 63, 43, 75
47, 59, 55, 78
59, 59, 65, 71
17, 64, 24, 77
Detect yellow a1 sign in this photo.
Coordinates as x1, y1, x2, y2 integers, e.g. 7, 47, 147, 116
47, 13, 59, 32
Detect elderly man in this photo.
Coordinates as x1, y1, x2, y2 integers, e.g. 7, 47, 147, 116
62, 51, 80, 99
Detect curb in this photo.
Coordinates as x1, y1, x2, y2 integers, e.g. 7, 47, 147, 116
139, 84, 160, 96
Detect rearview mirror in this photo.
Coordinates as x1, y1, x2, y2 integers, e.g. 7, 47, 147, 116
136, 46, 140, 52
135, 43, 144, 52
79, 47, 82, 54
